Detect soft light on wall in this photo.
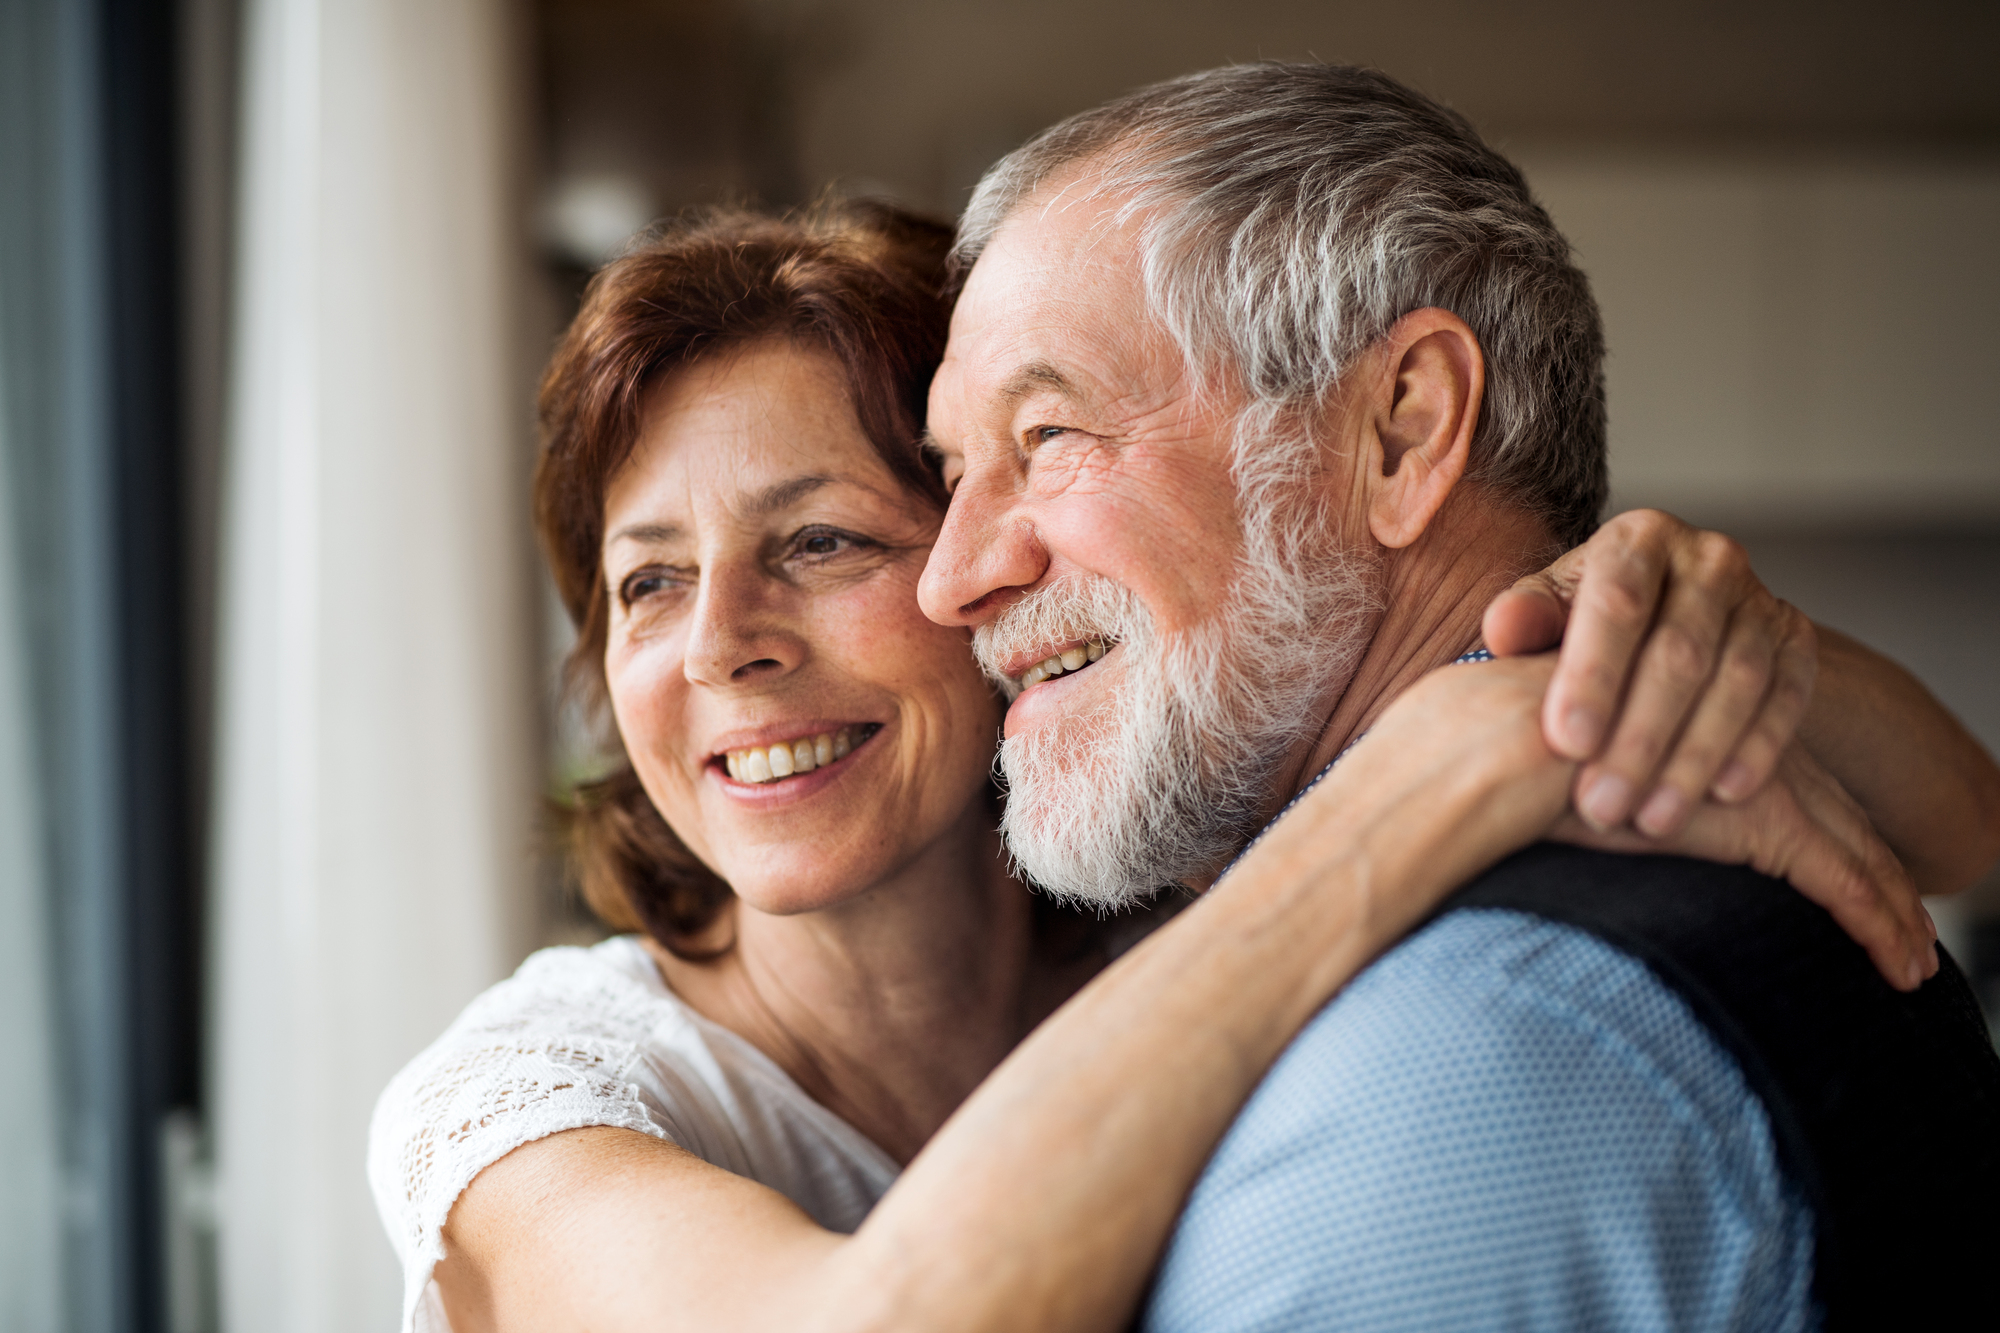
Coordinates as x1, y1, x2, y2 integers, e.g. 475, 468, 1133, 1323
208, 0, 538, 1328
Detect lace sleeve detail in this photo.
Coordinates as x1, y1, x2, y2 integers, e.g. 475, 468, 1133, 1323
367, 945, 677, 1333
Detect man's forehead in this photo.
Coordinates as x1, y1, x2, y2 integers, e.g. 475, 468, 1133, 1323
976, 358, 1075, 408
935, 319, 1150, 438
940, 203, 1163, 413
962, 188, 1144, 307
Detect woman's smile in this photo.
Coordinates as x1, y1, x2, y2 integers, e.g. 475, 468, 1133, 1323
714, 721, 880, 787
598, 337, 1002, 912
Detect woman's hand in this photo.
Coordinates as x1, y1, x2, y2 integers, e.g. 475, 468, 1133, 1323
1485, 508, 2000, 897
1283, 651, 1938, 992
1552, 744, 1939, 991
1484, 509, 1814, 836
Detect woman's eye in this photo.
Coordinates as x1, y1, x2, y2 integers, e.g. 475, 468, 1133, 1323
618, 569, 680, 604
1034, 425, 1066, 444
790, 526, 868, 562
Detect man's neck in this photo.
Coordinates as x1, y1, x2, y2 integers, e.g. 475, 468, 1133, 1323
1272, 491, 1559, 809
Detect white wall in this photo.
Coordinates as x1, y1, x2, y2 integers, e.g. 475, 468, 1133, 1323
1519, 148, 2000, 526
208, 0, 536, 1328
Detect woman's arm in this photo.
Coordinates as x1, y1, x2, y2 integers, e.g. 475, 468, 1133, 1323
1486, 508, 2000, 894
437, 659, 1581, 1333
435, 653, 1936, 1333
1798, 626, 2000, 894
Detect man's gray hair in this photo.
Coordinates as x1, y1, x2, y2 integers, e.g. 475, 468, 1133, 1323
955, 63, 1608, 548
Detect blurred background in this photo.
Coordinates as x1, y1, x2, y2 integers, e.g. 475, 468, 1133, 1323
1, 0, 1994, 1329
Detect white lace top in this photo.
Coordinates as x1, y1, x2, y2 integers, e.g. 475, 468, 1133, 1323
366, 936, 902, 1333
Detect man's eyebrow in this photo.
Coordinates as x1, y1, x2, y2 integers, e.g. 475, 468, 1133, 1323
997, 360, 1082, 407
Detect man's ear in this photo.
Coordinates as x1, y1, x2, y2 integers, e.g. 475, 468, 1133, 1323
1363, 308, 1484, 550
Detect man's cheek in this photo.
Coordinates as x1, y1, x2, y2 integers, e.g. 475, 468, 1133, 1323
1031, 436, 1124, 503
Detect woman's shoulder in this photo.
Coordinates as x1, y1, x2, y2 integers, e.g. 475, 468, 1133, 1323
368, 936, 897, 1272
368, 936, 687, 1326
471, 933, 676, 1017
371, 936, 722, 1160
369, 942, 675, 1165
368, 933, 899, 1331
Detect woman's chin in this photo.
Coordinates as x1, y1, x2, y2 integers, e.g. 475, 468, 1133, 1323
725, 862, 878, 918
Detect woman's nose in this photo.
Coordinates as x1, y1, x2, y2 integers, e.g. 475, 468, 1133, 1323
682, 570, 799, 686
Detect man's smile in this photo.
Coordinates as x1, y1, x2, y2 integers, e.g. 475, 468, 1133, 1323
1009, 636, 1114, 691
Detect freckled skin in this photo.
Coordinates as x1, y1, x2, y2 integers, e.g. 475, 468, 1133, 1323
601, 340, 1003, 917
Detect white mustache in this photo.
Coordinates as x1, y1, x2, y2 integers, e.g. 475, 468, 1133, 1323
985, 536, 1379, 908
972, 575, 1150, 700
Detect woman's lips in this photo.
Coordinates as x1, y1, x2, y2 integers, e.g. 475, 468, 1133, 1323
718, 723, 879, 785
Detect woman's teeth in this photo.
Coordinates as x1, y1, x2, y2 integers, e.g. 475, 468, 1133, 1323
1019, 638, 1108, 689
724, 726, 863, 785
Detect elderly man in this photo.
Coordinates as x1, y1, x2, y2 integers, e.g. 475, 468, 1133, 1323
920, 65, 2000, 1328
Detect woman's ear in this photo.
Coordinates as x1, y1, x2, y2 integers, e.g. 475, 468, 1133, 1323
1364, 308, 1484, 549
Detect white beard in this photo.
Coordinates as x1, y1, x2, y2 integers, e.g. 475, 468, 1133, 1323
973, 493, 1379, 910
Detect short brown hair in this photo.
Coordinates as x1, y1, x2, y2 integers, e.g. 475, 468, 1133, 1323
534, 201, 955, 950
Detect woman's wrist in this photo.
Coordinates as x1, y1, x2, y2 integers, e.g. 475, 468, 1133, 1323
1253, 657, 1571, 897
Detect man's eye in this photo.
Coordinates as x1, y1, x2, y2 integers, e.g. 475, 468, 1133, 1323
1033, 425, 1066, 444
802, 533, 844, 556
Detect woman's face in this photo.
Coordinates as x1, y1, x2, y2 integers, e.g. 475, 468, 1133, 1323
601, 339, 1002, 916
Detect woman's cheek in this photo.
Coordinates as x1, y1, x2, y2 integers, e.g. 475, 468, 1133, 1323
828, 563, 951, 656
606, 633, 692, 769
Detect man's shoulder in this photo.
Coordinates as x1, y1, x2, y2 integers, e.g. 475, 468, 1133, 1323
1144, 906, 1817, 1332
1217, 905, 1788, 1186
1448, 843, 2000, 1325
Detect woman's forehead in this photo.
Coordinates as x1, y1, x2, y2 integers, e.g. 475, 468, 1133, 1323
602, 350, 931, 551
617, 349, 886, 499
648, 341, 859, 448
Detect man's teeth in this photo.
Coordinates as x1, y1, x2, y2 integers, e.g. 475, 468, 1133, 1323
724, 726, 859, 785
1019, 639, 1107, 689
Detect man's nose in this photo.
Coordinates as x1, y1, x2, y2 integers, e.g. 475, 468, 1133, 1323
918, 476, 1049, 628
683, 567, 799, 686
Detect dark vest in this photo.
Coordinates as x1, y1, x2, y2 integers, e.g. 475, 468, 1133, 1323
1441, 843, 2000, 1329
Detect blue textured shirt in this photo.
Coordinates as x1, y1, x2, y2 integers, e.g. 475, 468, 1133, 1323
1143, 657, 1819, 1331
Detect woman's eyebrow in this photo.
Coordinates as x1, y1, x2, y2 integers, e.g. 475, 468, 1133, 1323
608, 476, 835, 546
751, 474, 832, 514
607, 520, 681, 546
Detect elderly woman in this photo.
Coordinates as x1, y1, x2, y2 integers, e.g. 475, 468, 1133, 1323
369, 201, 1991, 1333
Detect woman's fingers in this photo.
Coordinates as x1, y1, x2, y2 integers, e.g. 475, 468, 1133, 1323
1488, 510, 1823, 837
1776, 748, 1928, 976
1623, 603, 1790, 838
1754, 790, 1926, 991
1570, 538, 1751, 830
1553, 746, 1935, 991
1534, 515, 1675, 760
1480, 581, 1569, 658
1708, 610, 1817, 804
